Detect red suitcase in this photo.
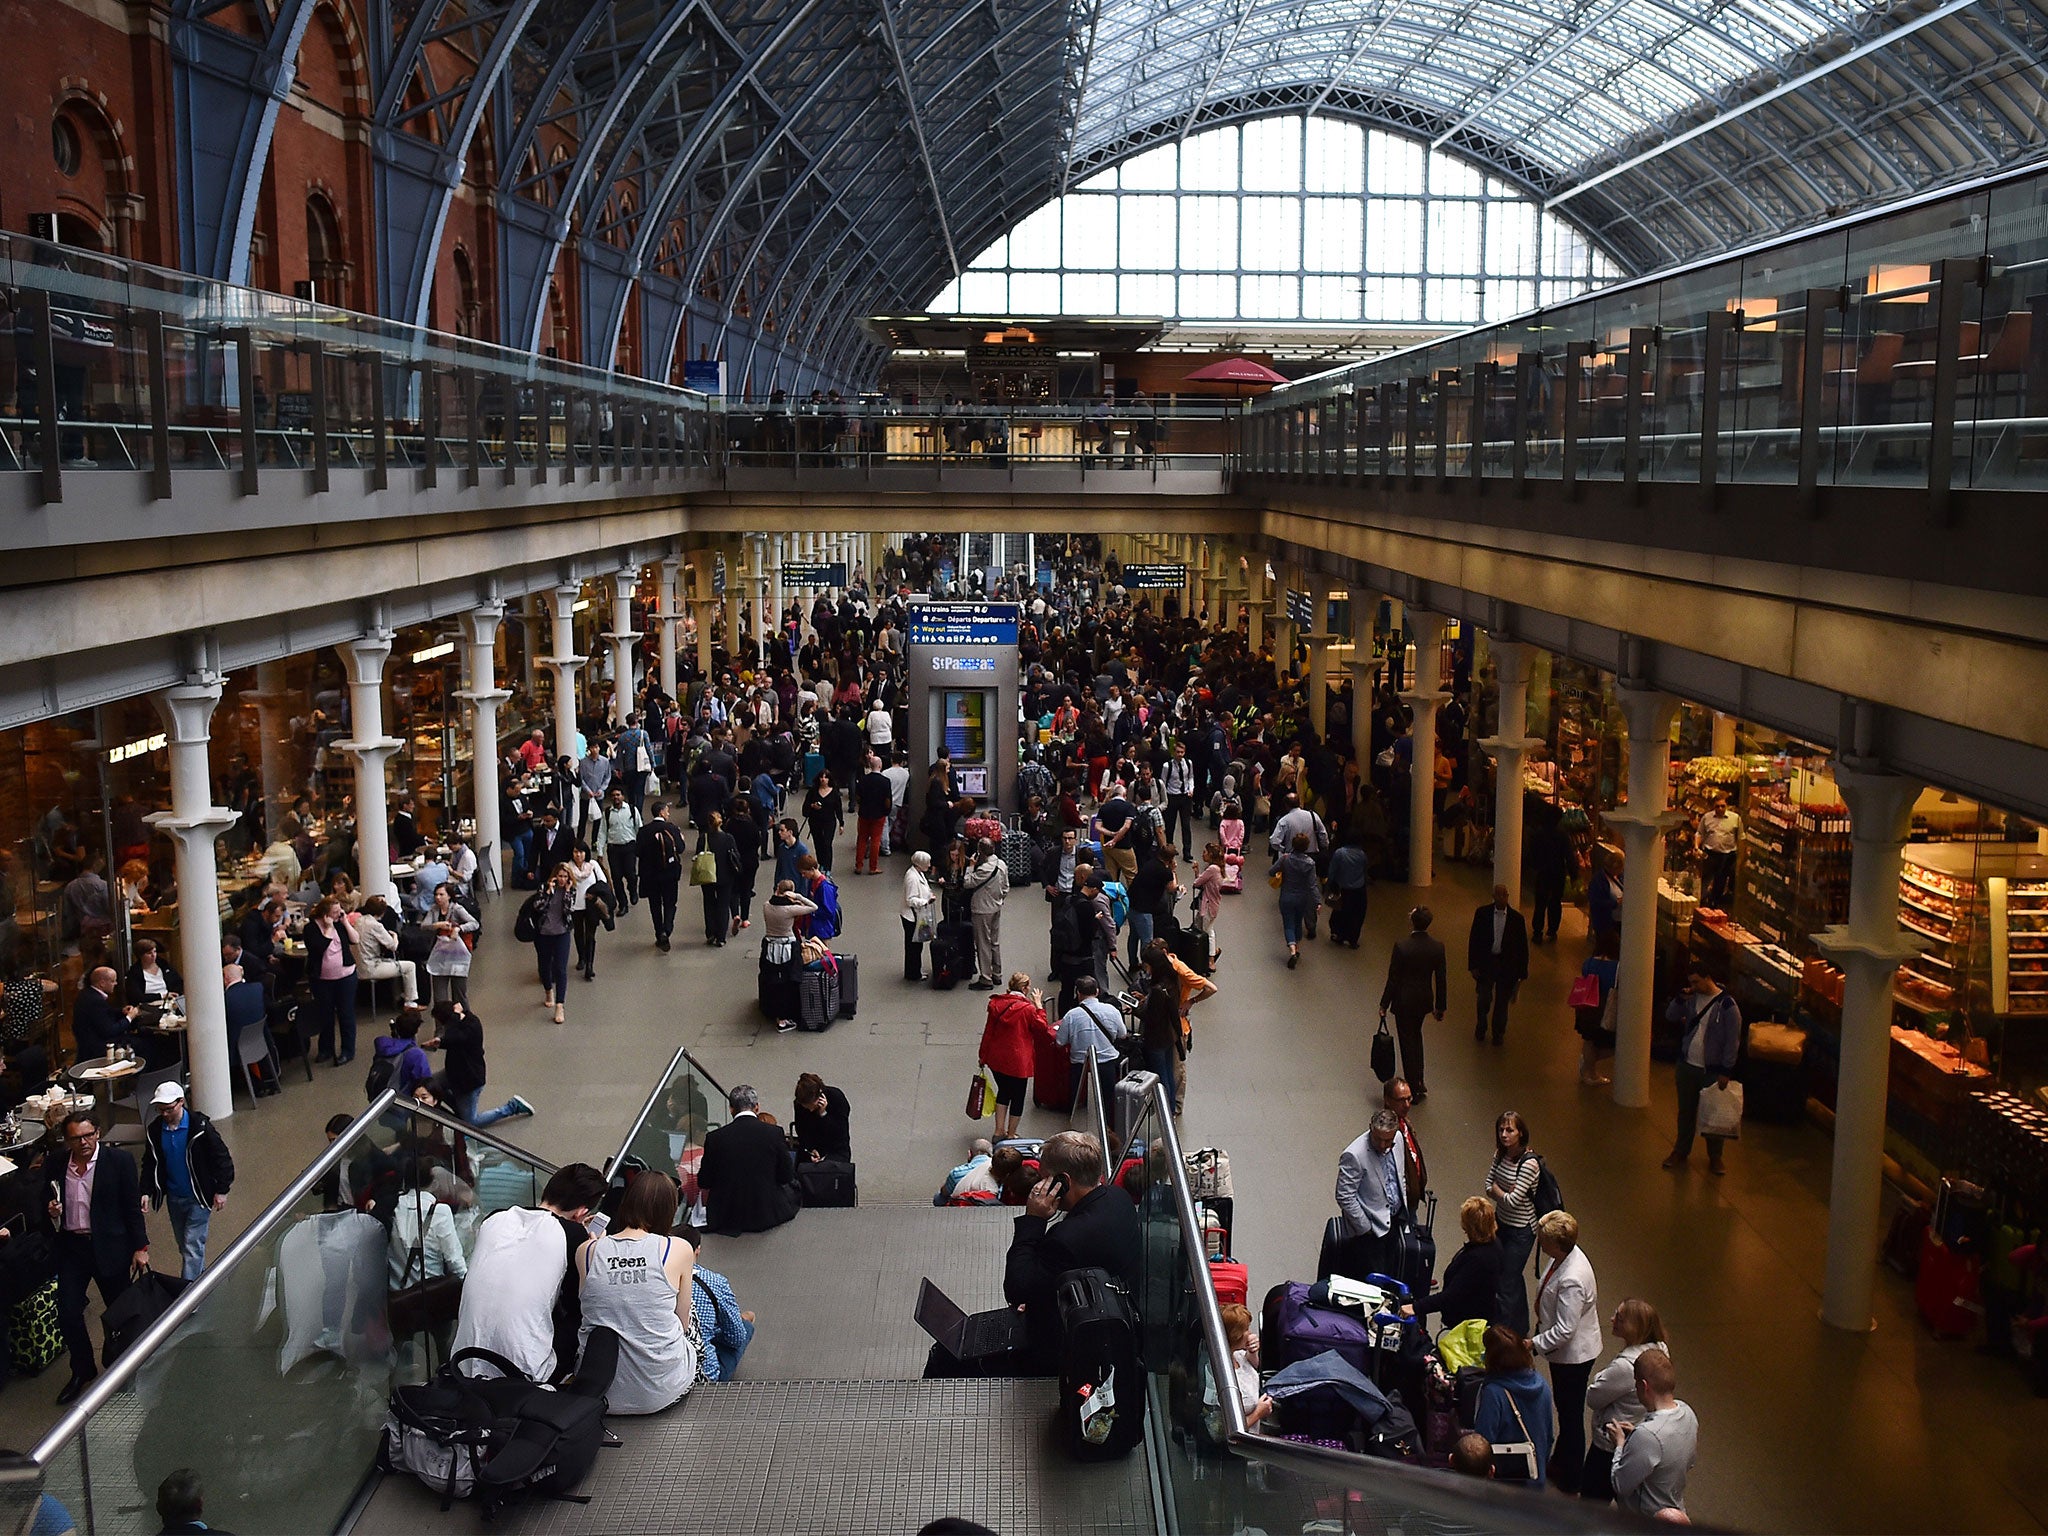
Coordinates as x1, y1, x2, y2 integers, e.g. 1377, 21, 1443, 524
1033, 1030, 1073, 1110
1915, 1229, 1981, 1338
1208, 1257, 1249, 1309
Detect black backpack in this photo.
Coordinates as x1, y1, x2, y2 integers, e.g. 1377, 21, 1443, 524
365, 1043, 403, 1102
1530, 1153, 1564, 1220
380, 1346, 610, 1517
1055, 1267, 1146, 1460
513, 891, 544, 943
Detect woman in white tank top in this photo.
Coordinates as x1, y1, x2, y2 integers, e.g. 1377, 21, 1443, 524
576, 1173, 698, 1414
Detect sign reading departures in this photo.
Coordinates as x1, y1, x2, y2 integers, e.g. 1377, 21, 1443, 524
1121, 563, 1188, 590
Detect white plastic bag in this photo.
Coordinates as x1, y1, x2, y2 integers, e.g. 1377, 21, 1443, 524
1697, 1080, 1745, 1139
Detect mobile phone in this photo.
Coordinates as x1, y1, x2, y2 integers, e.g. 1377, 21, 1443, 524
1047, 1173, 1071, 1201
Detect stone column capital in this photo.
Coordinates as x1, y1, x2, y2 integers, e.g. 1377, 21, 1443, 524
460, 601, 507, 647
1487, 637, 1533, 688
456, 687, 512, 710
144, 807, 239, 844
1398, 688, 1449, 712
336, 631, 397, 687
1615, 683, 1681, 742
1478, 733, 1544, 759
1812, 926, 1925, 969
154, 676, 227, 742
334, 735, 404, 765
1605, 805, 1689, 838
1832, 761, 1923, 848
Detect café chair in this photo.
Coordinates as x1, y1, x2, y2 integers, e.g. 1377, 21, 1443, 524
106, 1064, 183, 1147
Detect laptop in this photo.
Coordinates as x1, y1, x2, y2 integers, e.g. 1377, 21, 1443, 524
914, 1278, 1028, 1360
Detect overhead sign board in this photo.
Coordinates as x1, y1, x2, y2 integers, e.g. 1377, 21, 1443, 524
1286, 588, 1315, 628
907, 602, 1020, 648
783, 562, 846, 589
1122, 563, 1187, 591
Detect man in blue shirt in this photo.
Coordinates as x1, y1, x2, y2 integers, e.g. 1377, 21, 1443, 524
676, 1227, 755, 1380
140, 1084, 235, 1281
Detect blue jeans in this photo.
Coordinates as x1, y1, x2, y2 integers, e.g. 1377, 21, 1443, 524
1279, 895, 1310, 946
167, 1195, 211, 1281
536, 931, 572, 999
1144, 1045, 1180, 1113
1497, 1220, 1537, 1334
1127, 911, 1155, 971
716, 1317, 756, 1381
453, 1087, 519, 1128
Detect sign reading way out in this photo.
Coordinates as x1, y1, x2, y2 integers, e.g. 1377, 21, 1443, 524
907, 602, 1021, 648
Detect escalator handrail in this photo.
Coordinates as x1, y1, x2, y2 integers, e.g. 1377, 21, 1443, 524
1140, 1078, 1670, 1534
29, 1091, 404, 1466
408, 1097, 561, 1174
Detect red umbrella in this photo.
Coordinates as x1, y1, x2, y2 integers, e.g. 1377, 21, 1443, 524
1182, 356, 1288, 385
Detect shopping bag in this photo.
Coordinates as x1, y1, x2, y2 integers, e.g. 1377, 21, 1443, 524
1435, 1317, 1487, 1372
689, 849, 719, 887
965, 1065, 998, 1120
1697, 1079, 1745, 1139
1566, 974, 1603, 1010
1371, 1014, 1396, 1083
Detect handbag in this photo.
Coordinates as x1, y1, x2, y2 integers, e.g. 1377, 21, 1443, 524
1566, 973, 1603, 1010
1184, 1147, 1233, 1200
636, 740, 653, 775
689, 849, 719, 887
965, 1065, 998, 1121
1371, 1013, 1397, 1083
1697, 1079, 1745, 1139
1490, 1391, 1540, 1480
388, 1195, 466, 1338
1268, 868, 1285, 890
912, 905, 935, 944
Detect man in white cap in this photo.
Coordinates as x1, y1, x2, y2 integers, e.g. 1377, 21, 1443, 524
139, 1083, 236, 1281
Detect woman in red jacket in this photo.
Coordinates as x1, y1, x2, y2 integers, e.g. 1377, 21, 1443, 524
976, 972, 1056, 1140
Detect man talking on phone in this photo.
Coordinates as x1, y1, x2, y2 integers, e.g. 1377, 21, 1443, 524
1002, 1131, 1142, 1370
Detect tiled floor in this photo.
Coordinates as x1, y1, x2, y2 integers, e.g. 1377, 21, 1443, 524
28, 814, 2048, 1533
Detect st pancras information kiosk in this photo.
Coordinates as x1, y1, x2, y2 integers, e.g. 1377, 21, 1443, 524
906, 600, 1022, 818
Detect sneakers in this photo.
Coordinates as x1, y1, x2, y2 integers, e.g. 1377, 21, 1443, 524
507, 1095, 536, 1118
775, 1019, 797, 1033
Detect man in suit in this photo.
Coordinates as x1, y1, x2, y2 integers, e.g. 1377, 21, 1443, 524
1002, 1131, 1142, 1370
636, 801, 688, 952
1468, 885, 1531, 1045
390, 794, 426, 860
221, 963, 270, 1077
696, 1084, 799, 1236
1379, 906, 1447, 1101
1333, 1110, 1408, 1281
528, 809, 577, 883
72, 966, 137, 1061
41, 1110, 148, 1403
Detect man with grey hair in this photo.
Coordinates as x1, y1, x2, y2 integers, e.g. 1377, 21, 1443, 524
1002, 1130, 1142, 1369
1332, 1110, 1408, 1280
697, 1083, 799, 1235
935, 1138, 998, 1203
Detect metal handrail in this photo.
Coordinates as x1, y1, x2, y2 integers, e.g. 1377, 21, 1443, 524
29, 1090, 402, 1465
601, 1045, 730, 1182
406, 1097, 563, 1174
1140, 1077, 1663, 1533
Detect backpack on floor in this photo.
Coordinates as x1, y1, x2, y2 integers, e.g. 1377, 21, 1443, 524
1055, 1268, 1146, 1460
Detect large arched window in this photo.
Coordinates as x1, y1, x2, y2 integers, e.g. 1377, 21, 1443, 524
930, 115, 1623, 328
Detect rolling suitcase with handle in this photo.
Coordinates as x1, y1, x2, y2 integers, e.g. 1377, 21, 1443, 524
796, 966, 841, 1031
834, 953, 859, 1018
1033, 1029, 1073, 1110
930, 920, 973, 990
1056, 1268, 1146, 1460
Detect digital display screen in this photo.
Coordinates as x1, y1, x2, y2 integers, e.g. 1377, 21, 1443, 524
943, 690, 988, 764
956, 766, 988, 797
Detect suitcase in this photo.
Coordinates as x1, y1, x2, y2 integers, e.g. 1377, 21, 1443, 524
1114, 1069, 1160, 1147
1055, 1268, 1146, 1460
1208, 1257, 1249, 1309
1002, 828, 1035, 884
796, 966, 841, 1031
1167, 920, 1213, 976
9, 1279, 62, 1376
1262, 1280, 1375, 1376
796, 1157, 858, 1208
1915, 1229, 1981, 1338
1033, 1030, 1073, 1110
930, 920, 973, 991
834, 954, 859, 1018
1220, 854, 1243, 893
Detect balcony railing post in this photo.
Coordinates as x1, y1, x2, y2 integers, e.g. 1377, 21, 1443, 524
1512, 352, 1537, 497
460, 367, 480, 488
1377, 381, 1395, 486
370, 355, 388, 491
536, 388, 553, 485
26, 292, 62, 504
309, 339, 329, 493
1928, 257, 1981, 525
143, 309, 171, 501
1700, 311, 1733, 510
420, 363, 439, 489
1624, 326, 1651, 505
1563, 341, 1590, 500
1472, 361, 1493, 492
1405, 375, 1423, 489
1797, 286, 1843, 513
232, 326, 259, 497
1434, 370, 1454, 490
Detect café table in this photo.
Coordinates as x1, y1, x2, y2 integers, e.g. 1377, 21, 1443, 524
64, 1055, 143, 1120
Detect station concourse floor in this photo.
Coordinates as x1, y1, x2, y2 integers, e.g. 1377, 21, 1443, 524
17, 820, 2048, 1533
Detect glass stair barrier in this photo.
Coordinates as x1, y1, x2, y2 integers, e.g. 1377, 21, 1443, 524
20, 1089, 558, 1536
1122, 1074, 1670, 1535
599, 1045, 729, 1222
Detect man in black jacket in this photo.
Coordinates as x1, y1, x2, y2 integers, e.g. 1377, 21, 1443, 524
41, 1111, 149, 1402
1379, 906, 1448, 1102
1467, 885, 1531, 1045
72, 967, 137, 1061
528, 810, 577, 884
140, 1084, 234, 1281
697, 1084, 799, 1235
636, 802, 688, 951
1003, 1131, 1142, 1371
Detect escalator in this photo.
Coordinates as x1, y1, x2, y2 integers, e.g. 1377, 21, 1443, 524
5, 1051, 1665, 1534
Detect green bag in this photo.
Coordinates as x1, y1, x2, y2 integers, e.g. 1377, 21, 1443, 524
689, 849, 719, 887
11, 1278, 63, 1376
1436, 1316, 1487, 1373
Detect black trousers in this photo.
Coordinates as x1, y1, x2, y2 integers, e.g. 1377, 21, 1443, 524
607, 843, 639, 906
645, 879, 679, 941
1532, 879, 1565, 941
1701, 850, 1735, 909
573, 908, 601, 975
701, 886, 729, 944
1330, 885, 1368, 945
56, 1232, 127, 1383
903, 917, 924, 980
1164, 795, 1196, 857
1474, 973, 1518, 1041
1548, 1359, 1594, 1494
1393, 1009, 1428, 1094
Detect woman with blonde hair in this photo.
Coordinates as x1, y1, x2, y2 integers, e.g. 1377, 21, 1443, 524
1582, 1297, 1671, 1501
1415, 1195, 1506, 1328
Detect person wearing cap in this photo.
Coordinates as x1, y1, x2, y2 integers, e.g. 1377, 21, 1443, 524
140, 1083, 235, 1282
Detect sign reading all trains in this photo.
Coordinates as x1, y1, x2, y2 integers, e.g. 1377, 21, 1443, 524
906, 602, 1021, 647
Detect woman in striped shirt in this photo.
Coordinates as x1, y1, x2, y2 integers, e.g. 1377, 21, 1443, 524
1487, 1110, 1542, 1334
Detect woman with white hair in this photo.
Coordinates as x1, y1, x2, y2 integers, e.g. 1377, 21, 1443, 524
902, 849, 936, 980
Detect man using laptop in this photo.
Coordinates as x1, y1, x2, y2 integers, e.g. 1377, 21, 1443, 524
920, 1131, 1140, 1377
